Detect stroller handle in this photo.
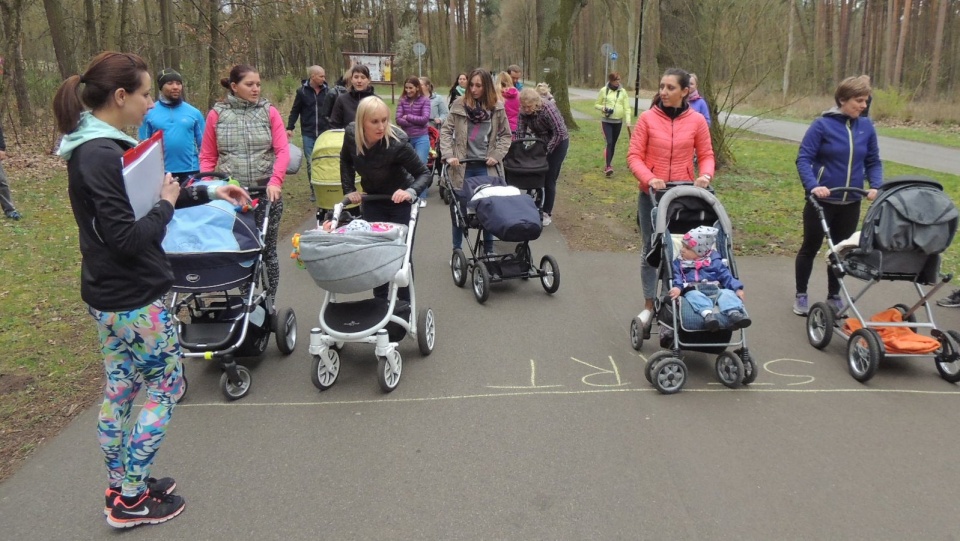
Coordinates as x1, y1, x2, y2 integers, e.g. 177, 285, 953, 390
647, 181, 714, 198
338, 193, 412, 206
807, 186, 870, 205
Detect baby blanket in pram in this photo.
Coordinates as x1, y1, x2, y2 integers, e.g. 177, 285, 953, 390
460, 175, 542, 242
298, 225, 408, 294
162, 200, 261, 256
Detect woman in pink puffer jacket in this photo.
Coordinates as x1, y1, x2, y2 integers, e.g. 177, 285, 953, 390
627, 67, 715, 329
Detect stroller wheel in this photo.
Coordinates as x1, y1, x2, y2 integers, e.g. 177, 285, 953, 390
934, 330, 960, 383
645, 351, 674, 384
417, 308, 436, 356
847, 328, 883, 383
274, 307, 297, 355
715, 351, 745, 389
451, 249, 468, 288
737, 348, 759, 385
377, 350, 402, 392
806, 302, 835, 349
539, 255, 560, 294
652, 357, 687, 395
630, 318, 644, 351
220, 365, 252, 400
311, 348, 341, 391
472, 264, 490, 304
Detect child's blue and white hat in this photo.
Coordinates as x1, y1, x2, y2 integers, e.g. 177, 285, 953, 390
682, 226, 718, 257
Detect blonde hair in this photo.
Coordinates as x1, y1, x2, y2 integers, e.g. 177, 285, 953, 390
535, 82, 552, 97
354, 96, 401, 155
519, 87, 542, 109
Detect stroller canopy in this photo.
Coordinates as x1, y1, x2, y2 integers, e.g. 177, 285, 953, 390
654, 186, 734, 235
298, 227, 408, 294
859, 176, 958, 255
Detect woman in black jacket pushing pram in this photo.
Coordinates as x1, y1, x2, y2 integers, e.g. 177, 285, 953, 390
340, 96, 432, 301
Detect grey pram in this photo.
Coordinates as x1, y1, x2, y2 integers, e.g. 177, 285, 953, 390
804, 176, 960, 383
299, 195, 436, 392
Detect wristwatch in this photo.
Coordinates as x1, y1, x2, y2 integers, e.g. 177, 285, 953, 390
703, 174, 712, 181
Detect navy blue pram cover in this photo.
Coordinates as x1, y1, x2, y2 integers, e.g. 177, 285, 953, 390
459, 175, 542, 242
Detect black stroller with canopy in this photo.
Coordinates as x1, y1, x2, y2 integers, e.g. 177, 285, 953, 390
165, 179, 298, 400
443, 161, 560, 304
804, 177, 960, 383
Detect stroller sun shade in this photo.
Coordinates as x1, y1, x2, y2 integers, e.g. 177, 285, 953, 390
298, 226, 408, 294
502, 137, 549, 190
164, 200, 262, 292
460, 175, 542, 242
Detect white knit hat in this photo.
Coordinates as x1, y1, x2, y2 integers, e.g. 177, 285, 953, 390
682, 226, 718, 257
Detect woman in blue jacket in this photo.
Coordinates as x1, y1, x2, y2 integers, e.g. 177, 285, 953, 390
792, 75, 882, 316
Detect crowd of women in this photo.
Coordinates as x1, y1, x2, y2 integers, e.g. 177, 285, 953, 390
55, 48, 883, 529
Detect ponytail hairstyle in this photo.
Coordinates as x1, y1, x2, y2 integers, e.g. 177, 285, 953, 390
53, 51, 149, 134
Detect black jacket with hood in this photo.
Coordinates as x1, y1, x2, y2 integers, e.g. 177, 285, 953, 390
286, 79, 330, 138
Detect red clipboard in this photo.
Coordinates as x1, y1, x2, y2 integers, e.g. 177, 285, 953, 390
122, 130, 166, 220
123, 130, 164, 167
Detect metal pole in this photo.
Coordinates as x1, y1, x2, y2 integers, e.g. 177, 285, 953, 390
418, 55, 422, 77
633, 0, 645, 117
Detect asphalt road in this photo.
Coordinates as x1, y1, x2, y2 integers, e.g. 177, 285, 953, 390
3, 192, 960, 540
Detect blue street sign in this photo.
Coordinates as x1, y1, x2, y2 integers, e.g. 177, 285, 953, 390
610, 52, 618, 61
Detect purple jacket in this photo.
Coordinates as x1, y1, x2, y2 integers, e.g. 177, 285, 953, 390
672, 251, 743, 291
396, 96, 431, 138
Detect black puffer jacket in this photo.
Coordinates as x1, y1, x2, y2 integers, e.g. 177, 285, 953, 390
340, 123, 431, 197
329, 85, 376, 129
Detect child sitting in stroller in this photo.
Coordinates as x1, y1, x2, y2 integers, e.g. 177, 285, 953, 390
669, 226, 751, 331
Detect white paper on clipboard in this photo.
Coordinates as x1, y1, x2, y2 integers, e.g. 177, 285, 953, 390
122, 131, 165, 220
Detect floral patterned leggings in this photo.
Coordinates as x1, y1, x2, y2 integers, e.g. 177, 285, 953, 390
89, 299, 185, 498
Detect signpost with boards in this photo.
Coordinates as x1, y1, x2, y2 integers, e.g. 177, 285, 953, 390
342, 51, 398, 103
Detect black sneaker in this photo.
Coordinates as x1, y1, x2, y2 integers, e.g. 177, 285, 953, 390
703, 312, 720, 331
107, 490, 185, 528
937, 289, 960, 308
104, 477, 177, 515
726, 310, 752, 329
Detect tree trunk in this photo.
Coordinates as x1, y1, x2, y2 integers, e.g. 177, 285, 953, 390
118, 0, 131, 52
41, 0, 79, 79
838, 0, 851, 77
536, 0, 588, 130
783, 0, 795, 98
84, 0, 99, 58
892, 0, 911, 88
206, 0, 221, 110
883, 0, 898, 86
927, 0, 947, 98
99, 0, 116, 51
0, 0, 34, 127
448, 0, 457, 78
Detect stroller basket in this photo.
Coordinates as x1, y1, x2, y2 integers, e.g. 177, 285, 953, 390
298, 227, 407, 294
163, 200, 262, 293
459, 175, 542, 242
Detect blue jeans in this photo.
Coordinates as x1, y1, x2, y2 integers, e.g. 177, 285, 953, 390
452, 164, 494, 253
408, 134, 430, 199
683, 287, 744, 315
637, 192, 657, 301
303, 135, 317, 198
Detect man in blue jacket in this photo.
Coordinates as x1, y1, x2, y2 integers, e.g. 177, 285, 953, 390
139, 69, 205, 185
287, 65, 330, 201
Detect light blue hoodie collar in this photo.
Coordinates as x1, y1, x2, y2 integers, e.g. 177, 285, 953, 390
57, 111, 139, 160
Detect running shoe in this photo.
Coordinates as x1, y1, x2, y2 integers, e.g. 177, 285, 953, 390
104, 477, 177, 515
937, 289, 960, 308
107, 490, 185, 528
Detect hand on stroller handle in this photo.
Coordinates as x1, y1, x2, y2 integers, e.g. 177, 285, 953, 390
647, 181, 715, 198
445, 157, 495, 167
340, 193, 416, 206
807, 186, 870, 204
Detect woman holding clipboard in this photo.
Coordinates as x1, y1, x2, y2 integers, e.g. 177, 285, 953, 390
53, 52, 249, 529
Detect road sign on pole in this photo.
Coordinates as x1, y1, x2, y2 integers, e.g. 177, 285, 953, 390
413, 42, 426, 77
601, 43, 613, 79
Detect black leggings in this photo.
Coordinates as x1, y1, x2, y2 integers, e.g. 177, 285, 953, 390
601, 122, 623, 168
794, 199, 861, 297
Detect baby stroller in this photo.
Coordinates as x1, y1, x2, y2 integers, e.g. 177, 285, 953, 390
804, 177, 960, 383
502, 135, 550, 208
165, 177, 298, 400
442, 160, 559, 304
310, 128, 362, 219
427, 125, 442, 185
629, 183, 756, 394
297, 195, 435, 392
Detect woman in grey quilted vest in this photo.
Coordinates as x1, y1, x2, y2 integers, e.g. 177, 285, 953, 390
200, 64, 290, 302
